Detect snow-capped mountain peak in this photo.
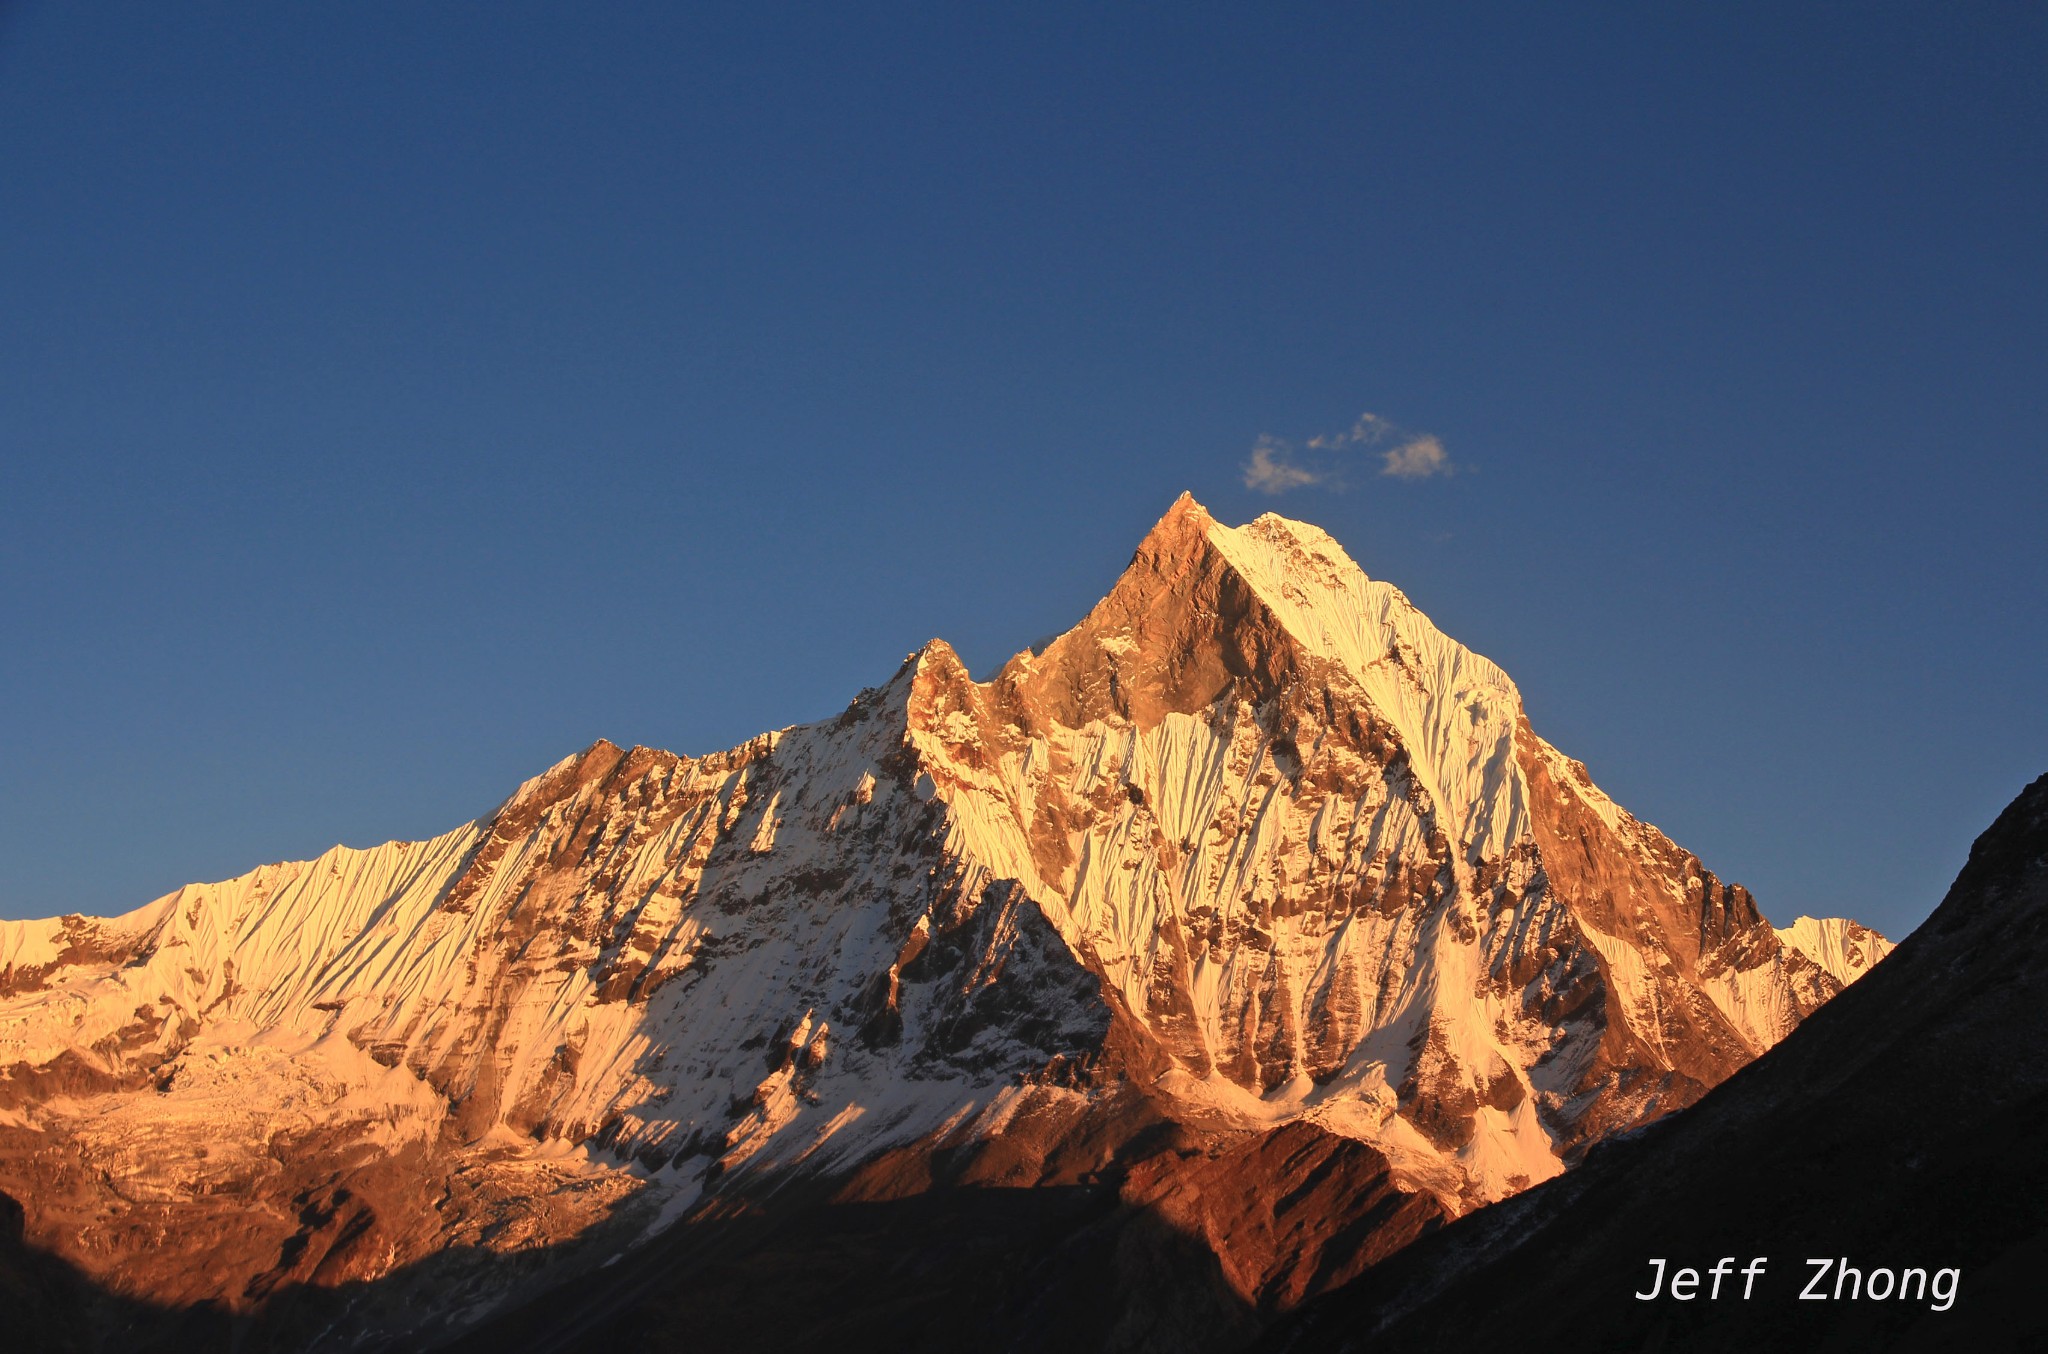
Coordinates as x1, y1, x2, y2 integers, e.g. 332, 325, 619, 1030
0, 496, 1887, 1339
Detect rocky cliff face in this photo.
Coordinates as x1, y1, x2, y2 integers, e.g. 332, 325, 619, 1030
0, 496, 1884, 1348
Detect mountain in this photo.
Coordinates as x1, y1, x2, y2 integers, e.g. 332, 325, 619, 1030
1775, 915, 1893, 986
1265, 770, 2048, 1353
0, 496, 1883, 1349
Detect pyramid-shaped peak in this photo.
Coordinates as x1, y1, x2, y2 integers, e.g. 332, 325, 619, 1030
1128, 495, 1361, 589
1124, 495, 1370, 593
989, 495, 1519, 759
1121, 491, 1216, 567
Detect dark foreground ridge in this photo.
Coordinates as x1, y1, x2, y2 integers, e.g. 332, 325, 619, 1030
445, 1112, 1446, 1354
1266, 772, 2048, 1353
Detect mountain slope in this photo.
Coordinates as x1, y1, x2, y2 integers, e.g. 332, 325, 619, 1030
1267, 771, 2048, 1353
0, 496, 1884, 1347
900, 495, 1856, 1197
1776, 914, 1894, 985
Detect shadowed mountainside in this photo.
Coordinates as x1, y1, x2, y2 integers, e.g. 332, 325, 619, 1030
444, 1112, 1445, 1354
0, 1189, 238, 1353
1266, 772, 2048, 1353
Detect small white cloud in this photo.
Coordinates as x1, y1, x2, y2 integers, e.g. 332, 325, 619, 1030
1241, 411, 1456, 493
1307, 412, 1393, 451
1380, 434, 1455, 480
1243, 436, 1321, 494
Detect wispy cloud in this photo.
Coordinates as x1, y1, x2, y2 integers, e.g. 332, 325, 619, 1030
1240, 411, 1458, 494
1307, 413, 1394, 452
1380, 434, 1453, 480
1242, 436, 1322, 493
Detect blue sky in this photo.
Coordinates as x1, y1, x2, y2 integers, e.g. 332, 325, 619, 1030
2, 3, 2042, 937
